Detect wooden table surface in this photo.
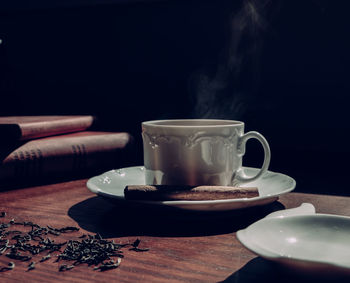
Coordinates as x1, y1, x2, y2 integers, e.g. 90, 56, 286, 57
1, 179, 350, 283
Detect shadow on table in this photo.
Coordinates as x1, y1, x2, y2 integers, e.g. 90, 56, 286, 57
221, 257, 350, 283
68, 196, 285, 237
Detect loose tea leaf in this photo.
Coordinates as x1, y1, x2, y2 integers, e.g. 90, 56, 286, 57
129, 238, 149, 252
27, 261, 35, 271
93, 258, 121, 271
39, 254, 51, 262
58, 227, 80, 233
129, 247, 150, 252
0, 223, 9, 229
6, 252, 32, 261
0, 262, 15, 272
132, 238, 141, 248
48, 225, 79, 234
59, 264, 74, 272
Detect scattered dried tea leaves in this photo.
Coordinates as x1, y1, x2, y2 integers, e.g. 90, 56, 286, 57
0, 212, 149, 273
56, 234, 126, 268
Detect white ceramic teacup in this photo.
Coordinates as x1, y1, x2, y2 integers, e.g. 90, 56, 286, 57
142, 119, 270, 186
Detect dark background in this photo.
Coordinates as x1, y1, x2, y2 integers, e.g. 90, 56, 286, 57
1, 0, 349, 195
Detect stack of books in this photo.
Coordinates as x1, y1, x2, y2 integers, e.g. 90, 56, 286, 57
0, 116, 134, 188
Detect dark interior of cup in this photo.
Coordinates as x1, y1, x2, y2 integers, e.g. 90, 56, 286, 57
146, 120, 242, 127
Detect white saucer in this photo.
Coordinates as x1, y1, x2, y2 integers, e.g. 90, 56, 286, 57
86, 166, 295, 211
237, 204, 350, 274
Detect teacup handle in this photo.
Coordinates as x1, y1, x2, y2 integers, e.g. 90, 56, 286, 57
233, 131, 271, 185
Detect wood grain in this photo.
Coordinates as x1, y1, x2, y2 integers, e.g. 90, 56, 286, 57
1, 180, 350, 282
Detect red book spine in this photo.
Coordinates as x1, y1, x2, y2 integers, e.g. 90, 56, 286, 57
0, 131, 133, 186
19, 116, 95, 140
0, 115, 95, 141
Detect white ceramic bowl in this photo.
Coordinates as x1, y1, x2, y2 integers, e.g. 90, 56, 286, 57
237, 205, 350, 275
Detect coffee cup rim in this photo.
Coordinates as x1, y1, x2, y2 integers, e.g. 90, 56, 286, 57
142, 119, 244, 128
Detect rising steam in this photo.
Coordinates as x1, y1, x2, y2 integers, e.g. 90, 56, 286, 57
189, 0, 271, 119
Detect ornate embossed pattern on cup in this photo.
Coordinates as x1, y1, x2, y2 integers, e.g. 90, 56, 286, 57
142, 129, 238, 149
